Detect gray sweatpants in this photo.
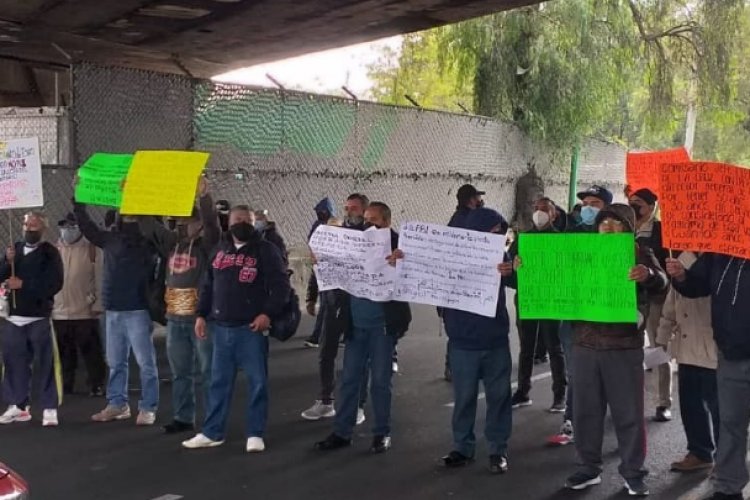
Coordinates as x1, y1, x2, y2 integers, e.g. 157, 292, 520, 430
714, 353, 750, 495
572, 346, 647, 480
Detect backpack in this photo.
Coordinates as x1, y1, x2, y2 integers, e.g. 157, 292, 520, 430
269, 288, 302, 342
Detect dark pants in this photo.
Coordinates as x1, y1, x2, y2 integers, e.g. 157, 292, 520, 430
53, 319, 106, 393
1, 319, 61, 409
309, 300, 326, 344
449, 345, 513, 457
517, 319, 565, 400
572, 346, 646, 481
559, 321, 574, 422
319, 291, 345, 404
678, 364, 719, 463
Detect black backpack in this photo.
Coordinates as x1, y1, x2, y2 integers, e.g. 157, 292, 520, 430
269, 287, 301, 342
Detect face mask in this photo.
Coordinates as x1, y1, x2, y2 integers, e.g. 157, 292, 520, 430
24, 230, 42, 246
254, 221, 267, 232
580, 206, 600, 226
120, 222, 139, 234
60, 227, 81, 245
230, 222, 254, 242
176, 225, 188, 240
629, 203, 645, 218
532, 210, 550, 229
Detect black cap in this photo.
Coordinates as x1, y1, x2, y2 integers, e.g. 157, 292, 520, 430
457, 184, 485, 203
57, 212, 77, 227
631, 188, 658, 206
576, 185, 613, 205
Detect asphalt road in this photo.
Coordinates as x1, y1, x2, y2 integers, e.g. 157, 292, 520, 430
0, 301, 726, 500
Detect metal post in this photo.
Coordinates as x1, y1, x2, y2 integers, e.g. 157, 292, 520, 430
568, 144, 580, 211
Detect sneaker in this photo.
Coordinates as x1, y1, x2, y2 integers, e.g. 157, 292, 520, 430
511, 392, 532, 409
304, 337, 319, 348
703, 493, 743, 500
246, 437, 265, 453
136, 410, 156, 426
92, 404, 131, 422
624, 477, 650, 496
301, 401, 336, 421
314, 433, 352, 451
0, 405, 31, 424
182, 433, 224, 449
654, 406, 672, 422
89, 386, 105, 398
163, 420, 195, 435
441, 451, 474, 468
371, 435, 391, 454
42, 409, 59, 427
548, 420, 575, 446
565, 471, 602, 490
549, 400, 566, 413
489, 455, 509, 474
356, 408, 366, 425
671, 453, 714, 472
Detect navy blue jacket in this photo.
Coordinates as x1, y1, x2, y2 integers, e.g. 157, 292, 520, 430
198, 232, 290, 327
673, 253, 750, 360
0, 241, 63, 317
75, 203, 153, 311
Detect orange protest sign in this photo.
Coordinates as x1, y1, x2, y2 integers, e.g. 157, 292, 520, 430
659, 161, 750, 259
626, 147, 690, 196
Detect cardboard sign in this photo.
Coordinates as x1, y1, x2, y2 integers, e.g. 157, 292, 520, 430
120, 151, 209, 216
660, 161, 750, 258
75, 153, 134, 207
626, 147, 690, 196
0, 137, 43, 210
517, 233, 637, 323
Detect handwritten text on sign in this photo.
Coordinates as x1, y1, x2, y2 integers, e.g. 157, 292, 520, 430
626, 147, 690, 197
0, 137, 43, 210
517, 233, 637, 323
394, 222, 506, 317
309, 226, 395, 302
660, 161, 750, 259
75, 153, 134, 207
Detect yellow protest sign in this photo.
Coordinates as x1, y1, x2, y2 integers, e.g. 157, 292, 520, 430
120, 151, 209, 216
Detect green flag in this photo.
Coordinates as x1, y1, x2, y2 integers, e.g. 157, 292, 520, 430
516, 233, 638, 323
74, 153, 134, 207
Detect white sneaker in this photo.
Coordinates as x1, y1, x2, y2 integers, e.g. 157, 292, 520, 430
136, 410, 156, 426
182, 433, 225, 449
301, 400, 336, 421
0, 405, 31, 424
356, 408, 366, 426
42, 409, 59, 427
392, 361, 399, 373
246, 437, 265, 453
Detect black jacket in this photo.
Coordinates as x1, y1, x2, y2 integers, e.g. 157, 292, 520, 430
673, 253, 750, 360
198, 232, 290, 327
0, 241, 63, 317
261, 222, 288, 267
75, 203, 153, 311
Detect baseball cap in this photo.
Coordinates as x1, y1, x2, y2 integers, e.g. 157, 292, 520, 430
576, 185, 613, 205
457, 184, 485, 203
57, 212, 77, 227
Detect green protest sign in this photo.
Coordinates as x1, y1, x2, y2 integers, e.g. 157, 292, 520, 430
516, 233, 637, 323
74, 153, 133, 207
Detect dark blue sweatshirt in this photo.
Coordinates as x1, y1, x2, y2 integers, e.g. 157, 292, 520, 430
673, 253, 750, 360
197, 232, 290, 327
75, 203, 152, 311
0, 241, 64, 317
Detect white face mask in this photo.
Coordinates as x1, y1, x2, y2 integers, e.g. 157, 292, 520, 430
532, 210, 551, 229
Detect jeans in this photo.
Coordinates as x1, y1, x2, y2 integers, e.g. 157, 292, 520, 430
516, 319, 565, 400
105, 310, 158, 412
678, 364, 719, 463
167, 317, 213, 424
449, 345, 513, 457
559, 321, 574, 422
333, 325, 396, 440
202, 324, 269, 440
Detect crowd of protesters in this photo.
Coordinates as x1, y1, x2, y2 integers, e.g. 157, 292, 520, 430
0, 174, 747, 500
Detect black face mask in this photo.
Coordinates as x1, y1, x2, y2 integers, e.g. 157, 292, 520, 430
120, 222, 139, 234
629, 204, 644, 218
230, 222, 254, 242
24, 231, 41, 246
176, 225, 188, 240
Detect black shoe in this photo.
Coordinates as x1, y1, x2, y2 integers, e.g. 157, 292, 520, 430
89, 386, 104, 398
441, 451, 474, 468
703, 494, 744, 500
489, 455, 508, 474
370, 435, 392, 454
163, 420, 195, 434
304, 337, 319, 348
654, 407, 672, 422
511, 392, 532, 409
534, 356, 548, 365
314, 433, 351, 451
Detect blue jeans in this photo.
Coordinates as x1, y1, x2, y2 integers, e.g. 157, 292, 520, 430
167, 317, 213, 424
559, 321, 574, 422
105, 310, 158, 412
449, 345, 512, 457
202, 324, 269, 440
333, 325, 396, 439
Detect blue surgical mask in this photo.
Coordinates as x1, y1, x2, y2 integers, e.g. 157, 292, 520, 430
254, 221, 267, 232
580, 206, 600, 226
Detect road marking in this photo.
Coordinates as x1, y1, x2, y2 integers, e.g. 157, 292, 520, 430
444, 371, 552, 407
150, 495, 183, 500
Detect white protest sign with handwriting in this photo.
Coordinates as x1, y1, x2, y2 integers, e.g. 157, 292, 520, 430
309, 225, 395, 302
394, 222, 506, 317
0, 137, 43, 210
